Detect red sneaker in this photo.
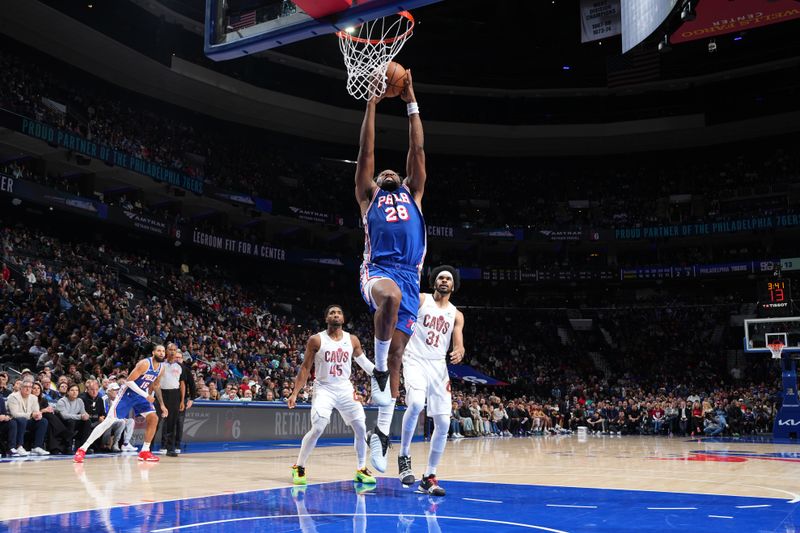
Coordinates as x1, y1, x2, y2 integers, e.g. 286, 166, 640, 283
138, 450, 159, 462
73, 448, 86, 463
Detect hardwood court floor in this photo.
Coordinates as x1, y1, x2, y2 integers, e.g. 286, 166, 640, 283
1, 435, 799, 530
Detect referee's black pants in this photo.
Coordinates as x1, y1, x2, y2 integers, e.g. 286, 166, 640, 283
158, 388, 181, 451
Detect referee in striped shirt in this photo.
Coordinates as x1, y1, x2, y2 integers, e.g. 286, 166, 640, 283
157, 343, 183, 457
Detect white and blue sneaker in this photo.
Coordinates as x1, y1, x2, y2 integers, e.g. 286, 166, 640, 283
367, 427, 390, 473
370, 369, 392, 407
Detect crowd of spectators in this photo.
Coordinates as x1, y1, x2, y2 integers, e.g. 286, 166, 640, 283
0, 219, 782, 457
2, 44, 800, 233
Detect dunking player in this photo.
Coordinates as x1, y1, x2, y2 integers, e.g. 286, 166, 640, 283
73, 344, 167, 463
356, 71, 427, 472
288, 305, 378, 485
398, 266, 464, 496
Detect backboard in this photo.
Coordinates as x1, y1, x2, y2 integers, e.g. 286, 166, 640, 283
744, 316, 800, 356
205, 0, 442, 61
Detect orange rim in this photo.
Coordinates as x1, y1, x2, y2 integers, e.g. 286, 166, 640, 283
336, 11, 414, 45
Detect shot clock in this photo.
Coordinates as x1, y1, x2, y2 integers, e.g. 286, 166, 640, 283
758, 279, 792, 317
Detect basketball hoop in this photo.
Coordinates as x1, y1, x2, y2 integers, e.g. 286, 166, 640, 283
337, 11, 414, 100
768, 341, 785, 360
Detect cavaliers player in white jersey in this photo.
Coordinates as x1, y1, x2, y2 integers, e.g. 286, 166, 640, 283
398, 265, 465, 496
288, 305, 378, 486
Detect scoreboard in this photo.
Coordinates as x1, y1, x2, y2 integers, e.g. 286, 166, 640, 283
758, 279, 792, 317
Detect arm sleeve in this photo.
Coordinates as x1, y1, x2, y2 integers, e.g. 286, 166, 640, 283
126, 380, 150, 399
353, 354, 375, 376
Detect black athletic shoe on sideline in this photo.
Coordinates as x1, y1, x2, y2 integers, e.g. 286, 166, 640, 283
416, 474, 445, 496
398, 455, 415, 486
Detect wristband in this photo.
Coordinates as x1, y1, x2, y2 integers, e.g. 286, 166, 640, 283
407, 102, 419, 116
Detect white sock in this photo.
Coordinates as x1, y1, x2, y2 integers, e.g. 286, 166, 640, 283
400, 390, 424, 457
425, 414, 449, 477
377, 399, 396, 435
141, 441, 150, 452
374, 337, 391, 372
425, 452, 442, 476
352, 419, 368, 470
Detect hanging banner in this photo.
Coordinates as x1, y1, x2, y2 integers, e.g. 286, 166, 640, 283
580, 0, 621, 43
671, 0, 800, 44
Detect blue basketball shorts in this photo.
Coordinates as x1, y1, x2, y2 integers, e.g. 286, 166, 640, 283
109, 390, 156, 419
360, 262, 421, 336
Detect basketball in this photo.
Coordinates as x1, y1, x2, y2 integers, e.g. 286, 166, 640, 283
384, 61, 407, 98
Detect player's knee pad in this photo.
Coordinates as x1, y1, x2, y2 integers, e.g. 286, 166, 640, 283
404, 388, 425, 417
431, 414, 449, 452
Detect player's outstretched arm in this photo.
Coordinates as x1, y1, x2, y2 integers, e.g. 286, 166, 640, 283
402, 70, 426, 205
351, 334, 375, 376
288, 334, 320, 408
449, 310, 465, 364
355, 100, 378, 209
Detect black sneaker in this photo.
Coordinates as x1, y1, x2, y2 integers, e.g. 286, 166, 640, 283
416, 474, 445, 496
398, 455, 415, 486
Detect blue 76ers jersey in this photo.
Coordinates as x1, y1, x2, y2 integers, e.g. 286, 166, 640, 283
363, 185, 426, 270
130, 357, 162, 395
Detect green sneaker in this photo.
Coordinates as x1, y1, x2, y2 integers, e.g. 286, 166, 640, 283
354, 467, 377, 484
292, 464, 307, 485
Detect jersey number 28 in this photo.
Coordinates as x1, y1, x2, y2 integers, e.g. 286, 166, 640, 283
385, 205, 409, 223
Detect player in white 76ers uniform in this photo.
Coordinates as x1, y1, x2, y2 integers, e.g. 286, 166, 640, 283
398, 265, 465, 496
288, 305, 378, 485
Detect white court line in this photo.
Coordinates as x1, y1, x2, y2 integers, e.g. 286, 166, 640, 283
708, 515, 733, 519
149, 513, 569, 533
647, 507, 697, 511
735, 504, 771, 509
462, 497, 503, 504
748, 485, 800, 504
546, 504, 598, 509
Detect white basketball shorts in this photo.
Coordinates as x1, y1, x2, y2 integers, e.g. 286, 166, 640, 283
311, 384, 365, 425
402, 354, 451, 417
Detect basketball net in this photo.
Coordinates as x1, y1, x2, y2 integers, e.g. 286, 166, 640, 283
337, 12, 414, 100
768, 341, 785, 360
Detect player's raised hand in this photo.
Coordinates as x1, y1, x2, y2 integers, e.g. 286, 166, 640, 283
401, 69, 416, 103
287, 395, 297, 409
449, 346, 465, 364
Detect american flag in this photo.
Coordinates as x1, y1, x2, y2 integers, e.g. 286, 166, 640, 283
606, 48, 661, 88
228, 10, 257, 31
